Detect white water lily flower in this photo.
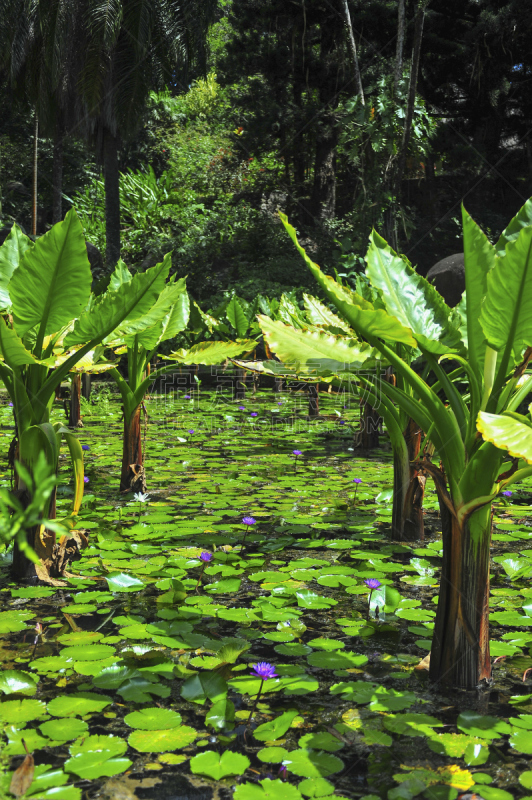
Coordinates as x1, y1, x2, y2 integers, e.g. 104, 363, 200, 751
134, 492, 150, 503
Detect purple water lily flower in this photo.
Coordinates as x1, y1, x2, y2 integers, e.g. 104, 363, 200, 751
82, 445, 90, 452
502, 490, 513, 497
339, 420, 346, 425
83, 476, 89, 484
250, 662, 278, 680
242, 516, 256, 525
8, 403, 13, 407
200, 552, 213, 562
238, 405, 246, 411
293, 450, 302, 456
250, 412, 258, 417
188, 429, 194, 434
184, 394, 191, 399
278, 766, 287, 780
353, 478, 362, 484
364, 578, 381, 590
277, 401, 283, 405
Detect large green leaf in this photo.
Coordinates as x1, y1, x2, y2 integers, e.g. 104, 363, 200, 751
462, 206, 496, 373
168, 339, 257, 365
63, 257, 170, 348
366, 230, 463, 354
0, 223, 33, 310
280, 213, 416, 347
495, 198, 532, 256
0, 317, 38, 366
258, 316, 374, 374
10, 210, 92, 340
477, 412, 532, 463
480, 224, 532, 355
126, 279, 189, 349
303, 294, 352, 334
226, 295, 249, 337
108, 260, 133, 291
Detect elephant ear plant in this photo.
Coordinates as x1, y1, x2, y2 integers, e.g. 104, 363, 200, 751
0, 210, 170, 582
103, 259, 257, 492
279, 202, 532, 689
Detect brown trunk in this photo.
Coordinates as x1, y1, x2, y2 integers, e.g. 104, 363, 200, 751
32, 111, 38, 236
120, 405, 146, 493
429, 503, 492, 688
308, 384, 319, 417
393, 0, 406, 92
340, 0, 364, 104
68, 374, 83, 427
392, 427, 428, 540
103, 127, 121, 267
12, 479, 57, 582
52, 114, 64, 225
358, 402, 380, 449
81, 373, 92, 401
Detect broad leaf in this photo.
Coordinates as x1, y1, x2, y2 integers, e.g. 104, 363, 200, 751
303, 294, 352, 334
169, 339, 256, 365
0, 317, 38, 366
258, 316, 374, 374
366, 230, 463, 354
0, 223, 33, 310
462, 206, 496, 373
226, 295, 249, 337
10, 209, 92, 339
495, 197, 532, 256
480, 224, 532, 356
64, 257, 170, 347
280, 213, 416, 347
477, 412, 532, 463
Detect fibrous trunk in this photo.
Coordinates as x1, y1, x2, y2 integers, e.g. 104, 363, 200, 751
308, 384, 319, 417
392, 417, 425, 541
103, 127, 121, 268
358, 402, 380, 449
429, 503, 492, 688
69, 374, 83, 427
81, 373, 91, 401
120, 404, 146, 493
12, 486, 56, 582
52, 115, 64, 224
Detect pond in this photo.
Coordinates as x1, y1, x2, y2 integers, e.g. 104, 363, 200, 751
1, 383, 532, 800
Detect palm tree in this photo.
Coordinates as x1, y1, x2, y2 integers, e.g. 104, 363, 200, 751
80, 0, 218, 266
0, 0, 87, 226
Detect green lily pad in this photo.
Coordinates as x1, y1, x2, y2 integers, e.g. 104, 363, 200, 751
297, 778, 334, 797
65, 752, 132, 780
0, 670, 39, 696
124, 707, 182, 730
190, 750, 250, 779
253, 711, 299, 742
57, 631, 104, 646
306, 651, 368, 670
40, 717, 90, 741
128, 725, 197, 752
106, 572, 145, 592
257, 747, 289, 763
509, 727, 532, 754
295, 591, 337, 609
0, 698, 46, 725
0, 610, 34, 634
47, 692, 112, 717
234, 779, 303, 800
298, 733, 344, 752
281, 749, 344, 777
457, 710, 512, 740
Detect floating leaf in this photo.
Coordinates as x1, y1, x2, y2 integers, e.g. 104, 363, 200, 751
60, 644, 115, 662
47, 692, 111, 717
106, 572, 145, 592
298, 733, 344, 752
281, 750, 344, 778
128, 726, 197, 752
253, 711, 299, 742
0, 610, 34, 634
456, 710, 512, 740
234, 778, 303, 800
257, 747, 289, 763
180, 672, 228, 705
205, 698, 235, 731
190, 750, 250, 779
0, 699, 47, 725
295, 591, 337, 609
124, 707, 182, 730
0, 671, 39, 696
39, 718, 89, 741
509, 727, 532, 754
65, 752, 132, 780
306, 651, 368, 670
297, 778, 334, 797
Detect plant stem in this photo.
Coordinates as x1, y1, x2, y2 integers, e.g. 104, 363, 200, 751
247, 679, 264, 726
195, 564, 206, 593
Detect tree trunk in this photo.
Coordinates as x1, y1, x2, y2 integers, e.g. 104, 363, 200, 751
68, 374, 83, 427
392, 418, 425, 541
32, 111, 38, 236
52, 115, 64, 224
103, 127, 121, 268
393, 0, 406, 92
358, 402, 380, 449
340, 0, 364, 104
429, 503, 492, 688
308, 383, 319, 417
120, 405, 146, 493
81, 373, 92, 401
310, 21, 339, 222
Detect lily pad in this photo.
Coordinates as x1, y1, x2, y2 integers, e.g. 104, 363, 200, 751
190, 750, 250, 779
47, 692, 112, 717
40, 717, 90, 741
124, 707, 182, 730
0, 670, 39, 696
128, 725, 197, 752
281, 749, 344, 777
106, 572, 145, 592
